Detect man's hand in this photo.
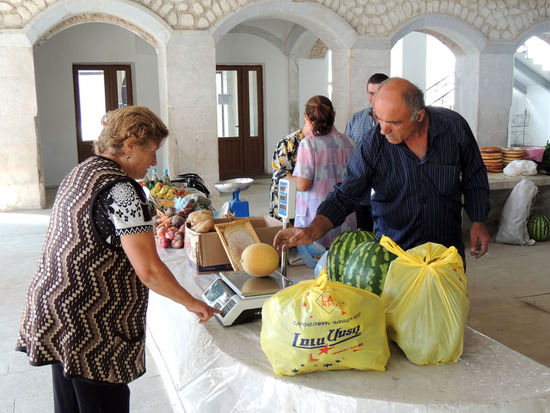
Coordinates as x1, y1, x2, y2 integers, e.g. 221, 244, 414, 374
273, 215, 333, 252
470, 222, 490, 258
274, 226, 317, 251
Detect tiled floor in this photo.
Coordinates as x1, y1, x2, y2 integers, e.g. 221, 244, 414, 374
1, 175, 549, 412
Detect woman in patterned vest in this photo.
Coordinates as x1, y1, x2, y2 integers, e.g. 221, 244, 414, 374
16, 106, 219, 412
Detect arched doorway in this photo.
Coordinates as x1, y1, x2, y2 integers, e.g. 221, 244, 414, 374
33, 22, 162, 189
215, 19, 332, 178
509, 35, 550, 148
391, 31, 456, 108
211, 2, 356, 179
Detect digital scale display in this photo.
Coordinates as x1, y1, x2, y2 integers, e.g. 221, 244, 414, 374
278, 179, 296, 220
203, 280, 233, 312
202, 271, 288, 326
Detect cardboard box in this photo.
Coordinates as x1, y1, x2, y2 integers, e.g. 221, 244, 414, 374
184, 216, 282, 274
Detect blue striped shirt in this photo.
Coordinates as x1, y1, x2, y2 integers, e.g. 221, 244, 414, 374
318, 107, 490, 257
345, 107, 376, 206
344, 107, 376, 144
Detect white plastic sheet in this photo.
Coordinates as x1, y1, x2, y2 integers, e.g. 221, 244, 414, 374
146, 249, 550, 412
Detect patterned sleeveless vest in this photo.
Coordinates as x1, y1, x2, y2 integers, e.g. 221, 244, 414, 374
17, 156, 149, 384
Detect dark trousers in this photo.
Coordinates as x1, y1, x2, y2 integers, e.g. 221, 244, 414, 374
355, 204, 374, 233
52, 363, 130, 413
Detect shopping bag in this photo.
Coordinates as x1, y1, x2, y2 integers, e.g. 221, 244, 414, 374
379, 236, 469, 365
260, 270, 390, 376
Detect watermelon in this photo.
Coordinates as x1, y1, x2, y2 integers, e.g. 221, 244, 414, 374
341, 240, 397, 296
528, 214, 550, 242
326, 230, 378, 282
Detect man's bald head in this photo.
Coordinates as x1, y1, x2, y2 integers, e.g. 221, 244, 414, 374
376, 78, 425, 121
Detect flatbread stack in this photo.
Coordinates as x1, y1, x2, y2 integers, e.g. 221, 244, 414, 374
480, 147, 503, 173
501, 148, 525, 166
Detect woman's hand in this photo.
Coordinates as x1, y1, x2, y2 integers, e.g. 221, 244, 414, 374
185, 298, 220, 323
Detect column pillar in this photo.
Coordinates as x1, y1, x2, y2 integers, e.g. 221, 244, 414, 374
476, 44, 516, 148
0, 32, 44, 211
159, 31, 219, 192
455, 44, 515, 148
288, 55, 300, 132
332, 36, 391, 131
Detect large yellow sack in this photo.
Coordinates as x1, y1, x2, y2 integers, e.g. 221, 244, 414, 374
379, 236, 469, 365
260, 270, 390, 376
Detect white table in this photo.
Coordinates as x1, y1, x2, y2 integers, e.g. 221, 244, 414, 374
147, 248, 550, 413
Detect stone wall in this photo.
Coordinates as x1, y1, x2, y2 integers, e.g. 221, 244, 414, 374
1, 1, 549, 42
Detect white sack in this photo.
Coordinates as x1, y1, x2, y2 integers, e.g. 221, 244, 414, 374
494, 178, 537, 246
503, 160, 538, 177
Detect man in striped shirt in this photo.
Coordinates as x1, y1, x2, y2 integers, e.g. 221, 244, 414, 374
274, 77, 491, 264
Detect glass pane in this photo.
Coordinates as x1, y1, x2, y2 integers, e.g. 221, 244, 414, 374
216, 70, 239, 137
116, 70, 129, 108
78, 70, 106, 142
248, 71, 258, 137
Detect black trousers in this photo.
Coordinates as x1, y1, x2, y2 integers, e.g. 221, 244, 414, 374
52, 363, 130, 413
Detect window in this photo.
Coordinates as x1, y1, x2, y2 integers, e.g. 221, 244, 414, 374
73, 64, 133, 162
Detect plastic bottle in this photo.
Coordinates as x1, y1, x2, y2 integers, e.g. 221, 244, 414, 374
151, 169, 161, 185
144, 173, 154, 190
162, 168, 171, 186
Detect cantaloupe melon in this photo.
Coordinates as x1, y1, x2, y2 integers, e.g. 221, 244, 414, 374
240, 243, 280, 277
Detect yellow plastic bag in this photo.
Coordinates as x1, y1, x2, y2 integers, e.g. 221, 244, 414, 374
260, 270, 390, 376
379, 236, 469, 365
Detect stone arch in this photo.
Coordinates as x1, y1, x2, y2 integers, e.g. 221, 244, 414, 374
389, 13, 487, 55
210, 1, 356, 50
20, 0, 174, 201
387, 13, 493, 139
24, 0, 172, 50
513, 20, 550, 49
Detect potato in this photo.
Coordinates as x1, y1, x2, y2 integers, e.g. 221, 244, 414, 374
187, 210, 214, 225
191, 218, 214, 233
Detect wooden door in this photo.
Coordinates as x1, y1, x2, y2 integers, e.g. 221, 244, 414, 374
216, 65, 264, 179
73, 65, 133, 163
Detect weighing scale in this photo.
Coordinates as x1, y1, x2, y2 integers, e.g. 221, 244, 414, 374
277, 178, 296, 275
214, 178, 254, 217
202, 178, 297, 326
202, 270, 287, 326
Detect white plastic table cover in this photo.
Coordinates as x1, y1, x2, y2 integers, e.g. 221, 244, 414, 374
147, 248, 550, 413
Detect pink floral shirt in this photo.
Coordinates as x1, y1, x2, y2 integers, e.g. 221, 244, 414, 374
293, 127, 357, 248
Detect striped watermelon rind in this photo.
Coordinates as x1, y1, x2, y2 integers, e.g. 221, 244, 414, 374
326, 230, 378, 282
341, 240, 397, 296
528, 214, 550, 242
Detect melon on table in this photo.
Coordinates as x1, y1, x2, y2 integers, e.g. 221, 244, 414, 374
240, 243, 280, 277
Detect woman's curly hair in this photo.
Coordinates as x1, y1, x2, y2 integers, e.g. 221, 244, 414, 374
94, 106, 169, 155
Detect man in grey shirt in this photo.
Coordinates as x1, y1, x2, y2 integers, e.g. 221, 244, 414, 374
344, 73, 388, 232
